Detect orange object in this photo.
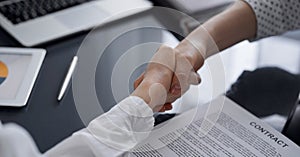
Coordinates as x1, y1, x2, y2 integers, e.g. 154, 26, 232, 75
0, 61, 8, 78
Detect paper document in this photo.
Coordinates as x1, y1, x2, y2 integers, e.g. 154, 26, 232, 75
128, 96, 300, 157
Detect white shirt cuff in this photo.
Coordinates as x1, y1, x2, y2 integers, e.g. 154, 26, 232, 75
86, 96, 154, 151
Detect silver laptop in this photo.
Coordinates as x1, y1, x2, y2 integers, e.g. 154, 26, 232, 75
0, 0, 152, 46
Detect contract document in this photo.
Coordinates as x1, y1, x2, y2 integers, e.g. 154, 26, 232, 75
128, 96, 300, 157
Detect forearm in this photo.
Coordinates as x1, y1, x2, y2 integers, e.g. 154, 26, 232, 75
175, 0, 257, 68
203, 0, 257, 51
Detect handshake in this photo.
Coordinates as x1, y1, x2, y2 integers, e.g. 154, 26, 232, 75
132, 43, 204, 112
131, 26, 219, 112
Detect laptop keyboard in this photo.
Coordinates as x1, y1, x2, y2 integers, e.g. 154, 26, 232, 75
0, 0, 93, 25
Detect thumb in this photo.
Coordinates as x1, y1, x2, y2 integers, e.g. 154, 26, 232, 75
134, 72, 145, 89
188, 71, 201, 85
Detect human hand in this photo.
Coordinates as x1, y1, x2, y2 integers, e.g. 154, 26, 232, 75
131, 45, 176, 112
133, 42, 204, 112
168, 40, 204, 99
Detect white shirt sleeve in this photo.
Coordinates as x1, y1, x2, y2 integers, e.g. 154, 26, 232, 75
0, 123, 44, 157
244, 0, 300, 40
0, 96, 154, 157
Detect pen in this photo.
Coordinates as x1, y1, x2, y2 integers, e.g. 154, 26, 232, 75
57, 56, 78, 101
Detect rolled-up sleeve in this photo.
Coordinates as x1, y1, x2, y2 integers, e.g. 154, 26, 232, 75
244, 0, 300, 40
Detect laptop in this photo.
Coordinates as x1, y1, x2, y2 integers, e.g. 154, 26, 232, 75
156, 0, 233, 14
0, 0, 152, 46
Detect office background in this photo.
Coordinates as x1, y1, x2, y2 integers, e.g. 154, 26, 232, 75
0, 0, 299, 152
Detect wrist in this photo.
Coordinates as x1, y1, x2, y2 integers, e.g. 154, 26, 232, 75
175, 40, 205, 71
131, 79, 169, 111
185, 25, 219, 59
132, 83, 152, 108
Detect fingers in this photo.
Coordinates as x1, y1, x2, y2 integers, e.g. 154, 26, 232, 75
148, 83, 168, 109
155, 103, 173, 112
134, 72, 144, 89
170, 75, 181, 96
132, 44, 203, 112
143, 45, 176, 91
169, 54, 201, 97
132, 45, 177, 111
164, 103, 173, 110
147, 45, 176, 73
169, 71, 200, 94
174, 54, 194, 91
189, 71, 201, 85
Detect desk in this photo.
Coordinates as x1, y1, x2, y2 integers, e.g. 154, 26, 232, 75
0, 25, 86, 152
1, 6, 299, 153
0, 9, 182, 152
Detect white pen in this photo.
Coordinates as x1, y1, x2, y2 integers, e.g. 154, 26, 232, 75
57, 56, 78, 101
